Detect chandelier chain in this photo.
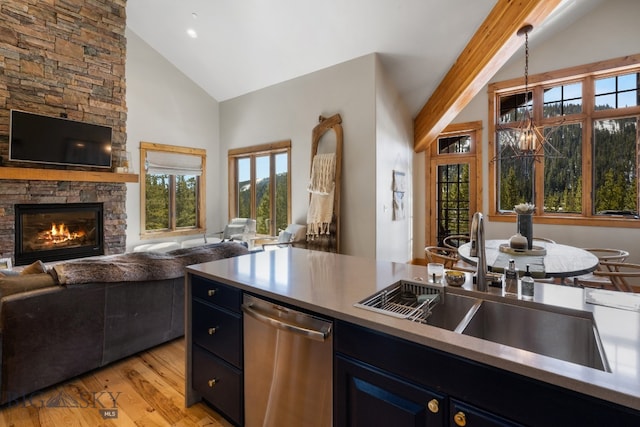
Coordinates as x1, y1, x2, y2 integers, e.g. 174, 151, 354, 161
524, 30, 529, 96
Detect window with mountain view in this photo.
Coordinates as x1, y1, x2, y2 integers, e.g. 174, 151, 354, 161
228, 140, 291, 236
488, 57, 640, 226
140, 142, 206, 237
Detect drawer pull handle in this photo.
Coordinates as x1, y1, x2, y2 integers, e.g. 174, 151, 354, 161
453, 411, 466, 426
207, 289, 217, 297
208, 378, 218, 388
427, 398, 439, 413
208, 327, 218, 335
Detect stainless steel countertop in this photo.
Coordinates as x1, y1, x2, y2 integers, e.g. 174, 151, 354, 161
186, 247, 640, 411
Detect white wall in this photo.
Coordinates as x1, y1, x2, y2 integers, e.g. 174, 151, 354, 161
220, 54, 378, 258
414, 0, 640, 263
125, 29, 221, 250
125, 43, 415, 260
374, 56, 414, 263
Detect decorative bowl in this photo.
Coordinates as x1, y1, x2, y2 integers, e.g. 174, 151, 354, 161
509, 233, 528, 250
445, 270, 466, 287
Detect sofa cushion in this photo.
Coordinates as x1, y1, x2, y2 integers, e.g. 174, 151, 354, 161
20, 260, 47, 275
0, 273, 57, 300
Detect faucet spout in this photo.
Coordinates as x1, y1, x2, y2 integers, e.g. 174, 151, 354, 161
471, 212, 488, 291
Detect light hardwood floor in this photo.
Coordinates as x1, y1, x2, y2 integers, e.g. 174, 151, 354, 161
0, 339, 233, 427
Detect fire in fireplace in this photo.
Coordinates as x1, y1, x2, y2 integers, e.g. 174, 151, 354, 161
15, 203, 104, 265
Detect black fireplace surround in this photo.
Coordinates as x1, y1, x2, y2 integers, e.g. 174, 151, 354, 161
15, 203, 104, 265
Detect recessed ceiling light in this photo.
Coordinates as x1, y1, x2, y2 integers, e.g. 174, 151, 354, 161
186, 28, 198, 38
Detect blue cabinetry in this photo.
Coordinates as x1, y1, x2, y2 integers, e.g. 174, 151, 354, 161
190, 275, 243, 426
336, 354, 446, 426
335, 320, 639, 426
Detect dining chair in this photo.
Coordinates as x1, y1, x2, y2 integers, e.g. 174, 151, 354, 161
579, 261, 640, 292
425, 246, 475, 272
570, 248, 630, 289
442, 234, 470, 249
584, 248, 630, 263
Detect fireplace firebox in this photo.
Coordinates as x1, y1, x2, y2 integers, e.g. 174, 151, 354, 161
15, 203, 104, 265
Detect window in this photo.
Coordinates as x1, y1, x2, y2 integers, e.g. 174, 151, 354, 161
228, 140, 291, 236
427, 122, 482, 246
488, 55, 640, 227
593, 117, 638, 213
595, 73, 639, 110
140, 142, 206, 238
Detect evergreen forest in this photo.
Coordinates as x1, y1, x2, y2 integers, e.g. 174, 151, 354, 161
441, 107, 637, 243
437, 163, 470, 243
145, 174, 198, 230
237, 172, 289, 235
499, 108, 637, 215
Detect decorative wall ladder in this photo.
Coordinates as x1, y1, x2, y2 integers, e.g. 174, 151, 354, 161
306, 113, 343, 253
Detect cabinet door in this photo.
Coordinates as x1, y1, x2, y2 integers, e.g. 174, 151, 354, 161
192, 345, 243, 426
192, 299, 242, 368
449, 399, 522, 427
335, 355, 445, 427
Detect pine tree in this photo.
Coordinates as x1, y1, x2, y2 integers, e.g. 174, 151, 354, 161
176, 175, 197, 227
145, 174, 169, 230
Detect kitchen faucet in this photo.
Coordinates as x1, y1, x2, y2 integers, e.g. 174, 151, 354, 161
470, 211, 488, 291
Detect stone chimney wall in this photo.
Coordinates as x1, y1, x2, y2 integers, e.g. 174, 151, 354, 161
0, 0, 128, 261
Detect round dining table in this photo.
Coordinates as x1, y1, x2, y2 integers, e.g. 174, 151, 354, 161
457, 239, 599, 279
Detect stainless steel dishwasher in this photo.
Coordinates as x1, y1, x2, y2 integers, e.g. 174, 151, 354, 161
242, 294, 333, 427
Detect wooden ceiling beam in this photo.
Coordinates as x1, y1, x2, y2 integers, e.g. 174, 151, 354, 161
413, 0, 563, 152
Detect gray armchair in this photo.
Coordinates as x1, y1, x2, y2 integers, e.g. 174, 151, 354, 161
213, 218, 257, 242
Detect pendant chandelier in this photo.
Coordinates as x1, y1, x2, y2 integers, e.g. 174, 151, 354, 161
492, 25, 563, 164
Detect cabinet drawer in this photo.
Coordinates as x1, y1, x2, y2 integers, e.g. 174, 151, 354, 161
193, 345, 243, 426
192, 300, 242, 368
191, 275, 241, 313
450, 399, 523, 427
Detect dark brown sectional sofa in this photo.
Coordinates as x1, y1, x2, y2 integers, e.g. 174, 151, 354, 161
0, 242, 248, 404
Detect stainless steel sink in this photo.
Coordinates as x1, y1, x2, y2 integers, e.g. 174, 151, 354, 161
354, 280, 478, 330
458, 299, 610, 371
354, 280, 480, 330
425, 293, 480, 330
355, 284, 610, 371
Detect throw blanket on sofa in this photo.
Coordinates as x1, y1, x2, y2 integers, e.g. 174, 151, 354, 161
51, 242, 248, 285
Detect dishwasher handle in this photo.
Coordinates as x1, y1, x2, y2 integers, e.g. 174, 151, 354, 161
242, 302, 332, 342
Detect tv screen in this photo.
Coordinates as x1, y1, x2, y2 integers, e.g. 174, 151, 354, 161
9, 110, 112, 168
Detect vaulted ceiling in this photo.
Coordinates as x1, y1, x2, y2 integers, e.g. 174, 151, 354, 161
127, 0, 605, 151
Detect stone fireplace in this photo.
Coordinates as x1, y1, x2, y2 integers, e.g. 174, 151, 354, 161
15, 203, 104, 265
0, 1, 128, 265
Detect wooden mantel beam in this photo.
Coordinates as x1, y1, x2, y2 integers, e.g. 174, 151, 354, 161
413, 0, 562, 152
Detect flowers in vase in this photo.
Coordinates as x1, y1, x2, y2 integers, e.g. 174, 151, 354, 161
514, 202, 535, 214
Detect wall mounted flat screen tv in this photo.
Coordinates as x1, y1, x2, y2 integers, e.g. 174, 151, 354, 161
9, 110, 113, 168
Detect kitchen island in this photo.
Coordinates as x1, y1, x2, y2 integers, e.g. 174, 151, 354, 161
185, 247, 640, 426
